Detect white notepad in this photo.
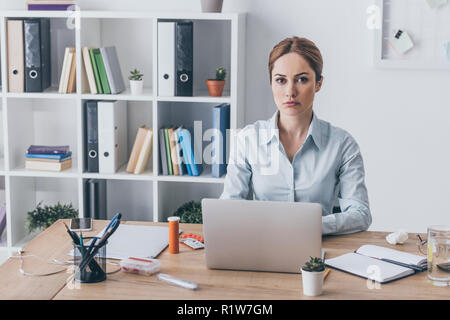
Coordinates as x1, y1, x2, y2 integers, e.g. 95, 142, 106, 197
100, 224, 183, 260
325, 252, 414, 283
325, 245, 426, 283
70, 224, 182, 260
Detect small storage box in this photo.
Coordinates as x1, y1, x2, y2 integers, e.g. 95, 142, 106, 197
120, 257, 161, 276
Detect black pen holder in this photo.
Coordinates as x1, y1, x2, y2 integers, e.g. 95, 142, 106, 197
73, 237, 107, 283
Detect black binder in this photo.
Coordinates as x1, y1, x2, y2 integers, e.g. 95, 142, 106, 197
175, 21, 193, 96
23, 18, 51, 92
85, 100, 99, 173
86, 179, 107, 220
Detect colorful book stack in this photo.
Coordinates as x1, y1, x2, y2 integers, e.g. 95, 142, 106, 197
59, 47, 77, 93
126, 126, 153, 174
27, 0, 75, 11
25, 145, 72, 171
159, 126, 202, 177
82, 46, 125, 95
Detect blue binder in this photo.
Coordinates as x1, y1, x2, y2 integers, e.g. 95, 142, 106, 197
178, 128, 202, 176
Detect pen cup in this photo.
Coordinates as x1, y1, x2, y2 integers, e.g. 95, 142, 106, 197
73, 237, 107, 283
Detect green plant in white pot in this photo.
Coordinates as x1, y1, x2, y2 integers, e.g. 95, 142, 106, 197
301, 257, 326, 296
129, 68, 144, 95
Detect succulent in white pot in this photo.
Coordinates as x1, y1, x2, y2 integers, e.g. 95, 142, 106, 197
129, 68, 144, 95
301, 257, 326, 296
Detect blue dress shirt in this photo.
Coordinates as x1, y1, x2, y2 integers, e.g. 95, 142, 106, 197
220, 110, 372, 235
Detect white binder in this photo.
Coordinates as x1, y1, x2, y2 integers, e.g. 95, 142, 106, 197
7, 20, 25, 93
98, 100, 128, 173
158, 21, 175, 96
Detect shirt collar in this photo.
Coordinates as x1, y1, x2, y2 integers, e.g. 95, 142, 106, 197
262, 110, 323, 150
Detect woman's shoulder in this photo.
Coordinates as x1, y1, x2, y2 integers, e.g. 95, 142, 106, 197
317, 116, 357, 143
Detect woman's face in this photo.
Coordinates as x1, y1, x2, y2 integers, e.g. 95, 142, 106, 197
271, 52, 322, 117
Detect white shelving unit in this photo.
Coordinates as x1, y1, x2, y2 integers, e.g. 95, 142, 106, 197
374, 0, 450, 69
0, 10, 246, 254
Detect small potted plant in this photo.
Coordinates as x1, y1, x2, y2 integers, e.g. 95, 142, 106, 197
206, 67, 226, 97
173, 200, 202, 224
301, 257, 326, 296
129, 68, 144, 95
26, 201, 79, 233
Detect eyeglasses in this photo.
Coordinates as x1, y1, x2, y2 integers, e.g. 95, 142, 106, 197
416, 234, 428, 256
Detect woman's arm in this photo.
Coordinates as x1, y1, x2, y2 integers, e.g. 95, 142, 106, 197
220, 130, 253, 200
322, 135, 372, 235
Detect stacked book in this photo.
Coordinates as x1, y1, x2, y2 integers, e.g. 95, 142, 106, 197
27, 0, 75, 11
126, 126, 153, 174
25, 145, 72, 171
59, 47, 76, 93
82, 46, 125, 95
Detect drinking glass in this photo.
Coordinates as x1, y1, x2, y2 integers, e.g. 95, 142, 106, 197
427, 226, 450, 287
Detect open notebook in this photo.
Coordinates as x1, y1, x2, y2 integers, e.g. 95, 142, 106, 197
325, 245, 427, 283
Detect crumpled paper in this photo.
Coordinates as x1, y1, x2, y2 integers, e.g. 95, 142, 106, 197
386, 229, 408, 245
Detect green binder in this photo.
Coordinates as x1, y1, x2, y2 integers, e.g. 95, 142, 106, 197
164, 128, 173, 175
93, 48, 111, 94
89, 48, 103, 94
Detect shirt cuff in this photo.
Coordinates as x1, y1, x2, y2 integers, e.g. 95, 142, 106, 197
322, 214, 337, 235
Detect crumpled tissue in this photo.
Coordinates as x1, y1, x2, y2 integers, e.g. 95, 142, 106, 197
386, 230, 408, 245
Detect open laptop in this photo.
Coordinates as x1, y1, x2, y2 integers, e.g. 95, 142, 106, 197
201, 199, 322, 274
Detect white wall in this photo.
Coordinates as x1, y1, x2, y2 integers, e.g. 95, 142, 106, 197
2, 0, 450, 233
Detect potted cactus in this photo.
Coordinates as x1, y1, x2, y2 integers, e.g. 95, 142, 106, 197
301, 257, 326, 296
129, 68, 144, 95
206, 67, 226, 97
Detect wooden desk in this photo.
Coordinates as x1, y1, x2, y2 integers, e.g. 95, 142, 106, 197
0, 220, 447, 300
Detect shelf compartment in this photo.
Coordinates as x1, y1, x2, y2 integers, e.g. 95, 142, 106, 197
82, 178, 154, 222
9, 176, 78, 247
157, 101, 229, 180
81, 100, 153, 176
80, 17, 153, 95
5, 17, 76, 93
157, 180, 223, 222
7, 98, 78, 173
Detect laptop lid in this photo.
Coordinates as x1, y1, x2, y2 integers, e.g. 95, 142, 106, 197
202, 199, 322, 274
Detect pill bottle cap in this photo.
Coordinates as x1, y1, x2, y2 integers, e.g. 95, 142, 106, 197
168, 216, 180, 222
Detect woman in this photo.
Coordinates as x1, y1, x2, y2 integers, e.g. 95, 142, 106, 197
220, 37, 372, 235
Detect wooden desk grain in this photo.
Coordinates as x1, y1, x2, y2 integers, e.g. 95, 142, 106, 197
0, 220, 448, 300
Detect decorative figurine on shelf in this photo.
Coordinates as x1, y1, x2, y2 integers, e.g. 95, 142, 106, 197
129, 68, 144, 95
206, 67, 226, 97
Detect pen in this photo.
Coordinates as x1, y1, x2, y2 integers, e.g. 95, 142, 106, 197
86, 237, 98, 257
323, 268, 330, 280
381, 258, 424, 272
103, 213, 120, 236
63, 222, 102, 273
79, 215, 122, 272
157, 273, 198, 290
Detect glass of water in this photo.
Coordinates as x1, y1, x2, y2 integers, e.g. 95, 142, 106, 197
427, 225, 450, 287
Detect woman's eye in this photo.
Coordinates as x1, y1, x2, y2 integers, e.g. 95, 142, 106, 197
275, 78, 285, 84
297, 77, 308, 83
